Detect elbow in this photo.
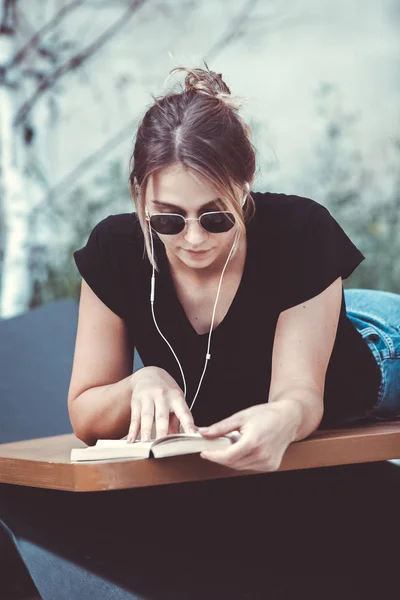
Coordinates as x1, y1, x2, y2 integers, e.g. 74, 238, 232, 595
68, 398, 97, 447
73, 427, 97, 447
70, 419, 97, 447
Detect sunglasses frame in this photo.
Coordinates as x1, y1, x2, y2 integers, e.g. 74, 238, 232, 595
145, 210, 236, 235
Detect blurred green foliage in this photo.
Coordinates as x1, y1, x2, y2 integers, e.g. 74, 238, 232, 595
28, 160, 132, 309
312, 82, 400, 294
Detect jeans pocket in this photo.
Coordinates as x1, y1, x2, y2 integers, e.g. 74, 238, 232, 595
362, 326, 400, 418
357, 326, 385, 364
369, 355, 400, 419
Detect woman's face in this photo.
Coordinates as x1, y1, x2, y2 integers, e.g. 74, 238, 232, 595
145, 164, 244, 271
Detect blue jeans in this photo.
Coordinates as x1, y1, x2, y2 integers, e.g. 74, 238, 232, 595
344, 288, 400, 420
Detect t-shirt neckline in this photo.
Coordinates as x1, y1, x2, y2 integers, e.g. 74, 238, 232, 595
155, 220, 255, 339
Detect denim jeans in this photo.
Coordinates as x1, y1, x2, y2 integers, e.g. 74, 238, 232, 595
344, 288, 400, 420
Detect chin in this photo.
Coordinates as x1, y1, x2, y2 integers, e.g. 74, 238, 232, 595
183, 257, 213, 269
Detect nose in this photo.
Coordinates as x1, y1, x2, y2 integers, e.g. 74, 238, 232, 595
183, 219, 208, 246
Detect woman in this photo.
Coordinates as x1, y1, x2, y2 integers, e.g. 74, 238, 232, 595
69, 66, 400, 473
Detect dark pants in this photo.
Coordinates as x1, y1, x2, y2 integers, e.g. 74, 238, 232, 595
2, 460, 400, 599
2, 289, 400, 598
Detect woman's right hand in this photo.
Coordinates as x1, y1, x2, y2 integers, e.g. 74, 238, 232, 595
127, 366, 196, 443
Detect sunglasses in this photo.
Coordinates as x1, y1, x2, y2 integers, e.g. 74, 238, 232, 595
146, 211, 236, 235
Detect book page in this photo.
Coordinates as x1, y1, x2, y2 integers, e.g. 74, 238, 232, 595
152, 436, 232, 459
70, 431, 241, 462
94, 434, 204, 449
70, 440, 153, 462
94, 439, 153, 449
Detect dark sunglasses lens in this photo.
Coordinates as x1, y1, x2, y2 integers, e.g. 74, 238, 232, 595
200, 212, 235, 233
150, 215, 184, 235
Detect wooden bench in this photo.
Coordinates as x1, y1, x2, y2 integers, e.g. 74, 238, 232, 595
1, 420, 400, 492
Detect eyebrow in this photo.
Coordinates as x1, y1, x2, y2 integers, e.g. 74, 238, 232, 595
151, 199, 221, 212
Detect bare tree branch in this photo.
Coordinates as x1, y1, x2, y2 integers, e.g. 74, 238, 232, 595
28, 0, 264, 201
41, 116, 138, 208
23, 0, 263, 203
8, 0, 85, 68
205, 0, 260, 62
0, 0, 16, 34
14, 0, 146, 126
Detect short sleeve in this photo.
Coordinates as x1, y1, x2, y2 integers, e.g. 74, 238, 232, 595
278, 205, 365, 312
73, 218, 125, 319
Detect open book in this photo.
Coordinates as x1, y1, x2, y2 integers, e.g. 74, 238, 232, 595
70, 431, 240, 463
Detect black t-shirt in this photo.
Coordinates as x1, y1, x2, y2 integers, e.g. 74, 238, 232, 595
74, 191, 381, 428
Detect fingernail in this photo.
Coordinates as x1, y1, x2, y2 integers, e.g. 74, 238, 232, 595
198, 427, 208, 432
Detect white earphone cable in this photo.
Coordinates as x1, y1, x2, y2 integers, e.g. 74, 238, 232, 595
150, 232, 188, 399
148, 187, 248, 412
188, 230, 239, 411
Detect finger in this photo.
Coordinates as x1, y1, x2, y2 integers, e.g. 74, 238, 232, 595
228, 452, 281, 473
168, 413, 180, 435
200, 437, 251, 467
198, 412, 244, 438
127, 401, 141, 443
171, 397, 196, 434
224, 450, 260, 471
140, 400, 155, 442
154, 399, 169, 439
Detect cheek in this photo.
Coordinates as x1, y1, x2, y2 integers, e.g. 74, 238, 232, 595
157, 233, 178, 250
217, 230, 238, 249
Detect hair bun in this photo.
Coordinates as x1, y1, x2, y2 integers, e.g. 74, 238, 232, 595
182, 66, 231, 98
167, 64, 246, 112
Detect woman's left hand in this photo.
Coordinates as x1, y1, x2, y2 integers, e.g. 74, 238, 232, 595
198, 400, 302, 472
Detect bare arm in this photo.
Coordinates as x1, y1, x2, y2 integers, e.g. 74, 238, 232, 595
68, 279, 195, 446
198, 277, 343, 471
68, 279, 134, 445
268, 276, 343, 440
69, 375, 134, 446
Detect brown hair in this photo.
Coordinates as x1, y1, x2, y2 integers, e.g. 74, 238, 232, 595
129, 64, 257, 268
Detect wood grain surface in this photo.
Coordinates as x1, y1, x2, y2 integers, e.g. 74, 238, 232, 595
1, 422, 400, 492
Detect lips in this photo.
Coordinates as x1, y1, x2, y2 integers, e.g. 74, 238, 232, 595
185, 249, 211, 254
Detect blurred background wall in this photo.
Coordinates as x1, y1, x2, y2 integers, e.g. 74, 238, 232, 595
1, 0, 399, 318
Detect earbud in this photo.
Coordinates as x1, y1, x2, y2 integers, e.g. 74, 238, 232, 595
242, 181, 250, 207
